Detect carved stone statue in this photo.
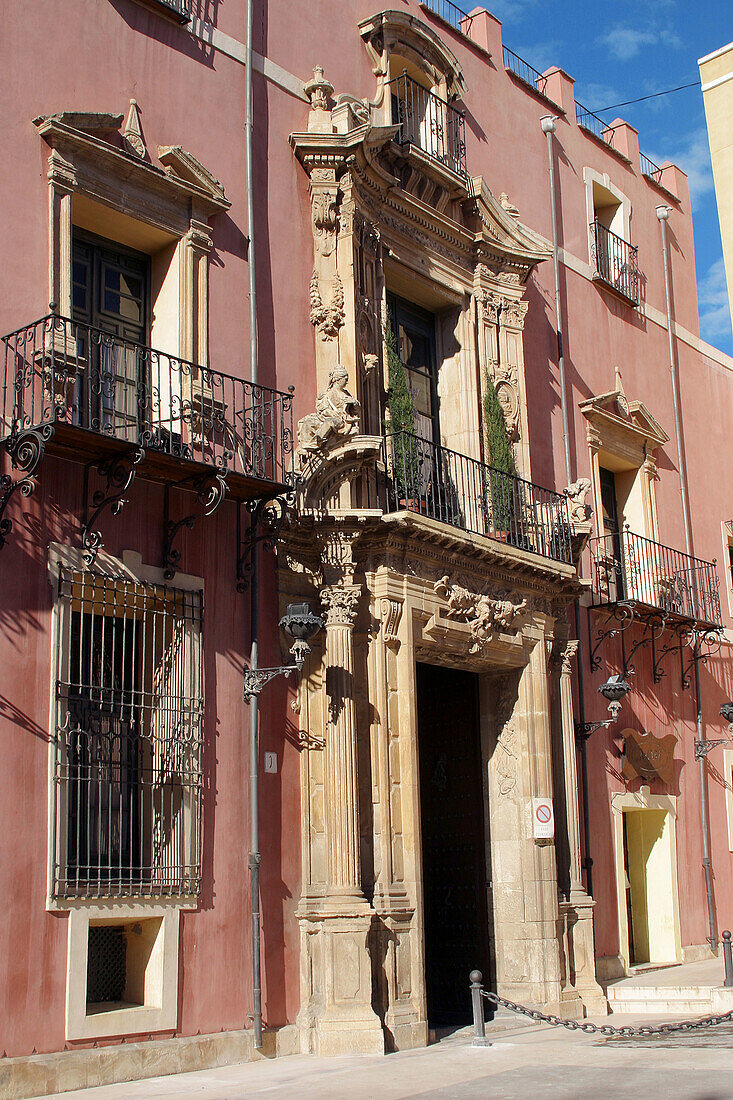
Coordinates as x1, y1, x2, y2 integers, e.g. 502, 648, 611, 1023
564, 478, 593, 523
297, 366, 361, 452
434, 576, 527, 654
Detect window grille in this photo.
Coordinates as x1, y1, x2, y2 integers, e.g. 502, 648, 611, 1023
52, 568, 203, 899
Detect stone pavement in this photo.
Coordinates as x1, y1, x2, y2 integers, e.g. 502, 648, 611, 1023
32, 1015, 733, 1100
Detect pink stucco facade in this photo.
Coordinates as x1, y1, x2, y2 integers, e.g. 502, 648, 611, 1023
1, 0, 733, 1081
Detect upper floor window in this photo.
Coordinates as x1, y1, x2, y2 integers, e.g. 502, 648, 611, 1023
584, 170, 640, 305
359, 10, 468, 178
52, 567, 203, 900
387, 293, 439, 444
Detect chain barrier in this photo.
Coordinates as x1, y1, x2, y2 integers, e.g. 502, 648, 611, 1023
481, 989, 733, 1037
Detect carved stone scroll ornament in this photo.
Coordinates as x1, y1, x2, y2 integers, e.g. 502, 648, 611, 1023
564, 478, 593, 523
297, 365, 361, 452
433, 575, 527, 654
310, 269, 344, 338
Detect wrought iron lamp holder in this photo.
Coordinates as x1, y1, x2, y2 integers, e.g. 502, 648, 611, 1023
243, 603, 324, 702
575, 674, 632, 742
695, 702, 733, 758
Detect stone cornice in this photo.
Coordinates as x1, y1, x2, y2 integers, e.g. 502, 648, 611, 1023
35, 117, 230, 214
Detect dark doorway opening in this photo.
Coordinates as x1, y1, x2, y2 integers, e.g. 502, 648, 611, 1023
416, 663, 491, 1027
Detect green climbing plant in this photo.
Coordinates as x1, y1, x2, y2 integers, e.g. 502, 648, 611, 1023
384, 319, 422, 500
483, 374, 516, 531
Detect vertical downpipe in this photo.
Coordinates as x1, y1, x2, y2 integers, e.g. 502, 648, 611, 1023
541, 115, 597, 897
657, 205, 716, 951
244, 0, 263, 1048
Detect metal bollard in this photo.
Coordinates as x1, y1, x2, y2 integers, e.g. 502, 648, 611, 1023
470, 970, 491, 1046
723, 930, 733, 988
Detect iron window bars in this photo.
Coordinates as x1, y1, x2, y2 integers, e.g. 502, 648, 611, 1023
52, 567, 204, 899
388, 72, 468, 179
589, 529, 722, 628
383, 430, 573, 564
590, 221, 640, 305
1, 315, 294, 487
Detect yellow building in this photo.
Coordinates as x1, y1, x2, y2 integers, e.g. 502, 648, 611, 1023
700, 42, 733, 338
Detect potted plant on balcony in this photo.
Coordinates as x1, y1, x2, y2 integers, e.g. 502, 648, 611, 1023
483, 374, 522, 545
385, 321, 424, 512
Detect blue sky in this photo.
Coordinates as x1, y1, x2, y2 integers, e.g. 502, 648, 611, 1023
492, 0, 732, 355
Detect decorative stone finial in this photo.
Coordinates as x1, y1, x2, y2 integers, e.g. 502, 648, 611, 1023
123, 99, 146, 159
304, 66, 334, 133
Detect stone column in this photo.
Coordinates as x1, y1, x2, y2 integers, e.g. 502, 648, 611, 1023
320, 583, 363, 896
557, 641, 608, 1016
296, 581, 384, 1057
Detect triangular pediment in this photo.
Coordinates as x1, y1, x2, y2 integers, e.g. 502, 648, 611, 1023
580, 389, 669, 448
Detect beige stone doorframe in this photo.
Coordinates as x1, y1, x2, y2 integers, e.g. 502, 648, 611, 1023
611, 788, 683, 973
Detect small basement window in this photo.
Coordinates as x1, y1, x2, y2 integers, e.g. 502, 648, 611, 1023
86, 918, 163, 1016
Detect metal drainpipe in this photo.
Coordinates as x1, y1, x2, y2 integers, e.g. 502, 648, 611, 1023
541, 114, 597, 898
245, 0, 263, 1048
657, 205, 717, 951
541, 115, 572, 486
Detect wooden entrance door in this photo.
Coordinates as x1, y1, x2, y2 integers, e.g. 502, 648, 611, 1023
416, 663, 490, 1026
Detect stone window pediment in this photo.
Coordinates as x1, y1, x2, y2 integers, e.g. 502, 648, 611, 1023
34, 112, 230, 228
359, 9, 466, 98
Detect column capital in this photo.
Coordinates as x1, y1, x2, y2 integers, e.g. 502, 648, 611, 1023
321, 583, 361, 627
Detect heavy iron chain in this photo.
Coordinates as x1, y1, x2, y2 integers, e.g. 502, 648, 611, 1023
482, 990, 733, 1036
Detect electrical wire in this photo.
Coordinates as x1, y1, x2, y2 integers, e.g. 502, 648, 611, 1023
595, 80, 701, 114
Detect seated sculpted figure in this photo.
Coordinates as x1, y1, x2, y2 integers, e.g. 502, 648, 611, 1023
297, 365, 361, 452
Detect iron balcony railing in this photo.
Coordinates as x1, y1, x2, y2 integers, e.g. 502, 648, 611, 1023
383, 431, 573, 564
420, 0, 471, 30
1, 315, 294, 487
640, 151, 663, 184
589, 529, 722, 627
388, 72, 468, 178
575, 102, 618, 149
503, 47, 549, 98
148, 0, 192, 21
590, 220, 640, 304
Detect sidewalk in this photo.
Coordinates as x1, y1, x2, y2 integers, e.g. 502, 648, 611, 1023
32, 1014, 733, 1100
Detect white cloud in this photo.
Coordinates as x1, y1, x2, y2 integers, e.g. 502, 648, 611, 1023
510, 41, 561, 77
575, 83, 622, 113
600, 24, 681, 61
486, 0, 538, 23
698, 259, 732, 344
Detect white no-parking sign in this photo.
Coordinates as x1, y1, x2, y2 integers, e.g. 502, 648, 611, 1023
532, 797, 554, 839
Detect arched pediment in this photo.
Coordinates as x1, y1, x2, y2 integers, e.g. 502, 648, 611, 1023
359, 10, 466, 98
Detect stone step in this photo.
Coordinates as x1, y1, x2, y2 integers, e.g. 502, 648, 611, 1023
607, 984, 733, 1016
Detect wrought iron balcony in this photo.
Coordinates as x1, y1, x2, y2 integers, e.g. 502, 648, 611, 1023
1, 315, 294, 500
590, 220, 640, 305
589, 529, 722, 627
382, 431, 573, 564
388, 72, 468, 179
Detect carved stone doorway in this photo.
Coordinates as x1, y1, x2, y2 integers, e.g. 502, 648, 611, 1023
416, 663, 491, 1026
